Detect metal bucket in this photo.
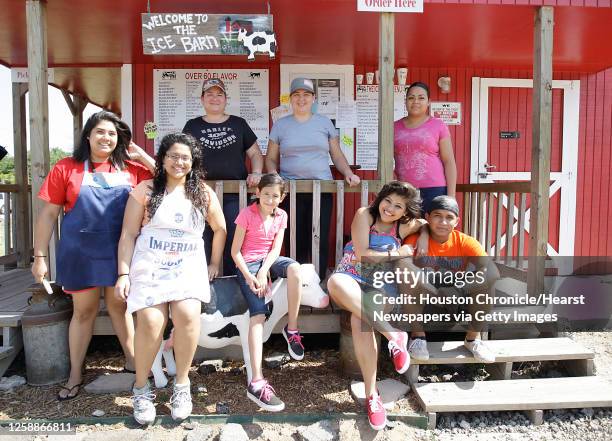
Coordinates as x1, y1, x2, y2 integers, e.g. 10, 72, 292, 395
21, 284, 73, 386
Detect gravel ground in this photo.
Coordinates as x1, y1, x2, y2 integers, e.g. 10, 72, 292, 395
1, 332, 611, 440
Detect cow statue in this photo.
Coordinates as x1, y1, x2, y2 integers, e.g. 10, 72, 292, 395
237, 28, 276, 61
151, 264, 328, 387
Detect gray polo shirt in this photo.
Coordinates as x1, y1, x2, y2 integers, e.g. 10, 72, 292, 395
269, 114, 338, 180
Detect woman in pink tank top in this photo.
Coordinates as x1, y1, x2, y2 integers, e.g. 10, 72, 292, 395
394, 82, 457, 214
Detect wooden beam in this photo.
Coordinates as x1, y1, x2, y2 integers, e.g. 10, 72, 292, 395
528, 7, 554, 298
72, 95, 86, 148
61, 90, 87, 147
26, 0, 51, 271
377, 12, 394, 183
12, 83, 30, 268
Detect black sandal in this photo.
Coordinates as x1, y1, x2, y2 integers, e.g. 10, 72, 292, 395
57, 383, 82, 401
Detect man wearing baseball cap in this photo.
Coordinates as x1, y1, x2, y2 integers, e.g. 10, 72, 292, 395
183, 78, 265, 277
401, 196, 500, 362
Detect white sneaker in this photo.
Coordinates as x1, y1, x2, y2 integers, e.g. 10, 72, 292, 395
408, 338, 430, 361
132, 383, 156, 425
170, 383, 193, 421
464, 339, 496, 363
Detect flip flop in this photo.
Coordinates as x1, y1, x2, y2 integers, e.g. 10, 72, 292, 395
57, 383, 82, 401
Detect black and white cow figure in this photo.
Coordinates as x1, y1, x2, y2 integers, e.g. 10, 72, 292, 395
151, 264, 329, 387
237, 28, 276, 61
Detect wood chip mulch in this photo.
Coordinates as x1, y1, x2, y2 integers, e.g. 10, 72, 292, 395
0, 336, 420, 421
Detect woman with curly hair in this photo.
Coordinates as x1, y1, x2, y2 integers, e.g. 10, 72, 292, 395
115, 132, 226, 424
327, 181, 426, 431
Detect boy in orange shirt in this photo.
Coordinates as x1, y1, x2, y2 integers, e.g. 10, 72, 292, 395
402, 195, 500, 362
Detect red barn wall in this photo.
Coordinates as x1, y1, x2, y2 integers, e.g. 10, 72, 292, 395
131, 63, 612, 263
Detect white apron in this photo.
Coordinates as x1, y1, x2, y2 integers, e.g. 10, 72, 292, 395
127, 189, 210, 314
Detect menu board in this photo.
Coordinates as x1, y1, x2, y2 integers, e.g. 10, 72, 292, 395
355, 85, 408, 170
153, 69, 269, 152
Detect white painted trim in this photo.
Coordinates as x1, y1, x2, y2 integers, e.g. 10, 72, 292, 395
471, 77, 580, 256
486, 172, 564, 181
470, 77, 481, 184
120, 64, 133, 130
559, 80, 580, 256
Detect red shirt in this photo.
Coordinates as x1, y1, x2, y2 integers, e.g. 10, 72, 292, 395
38, 157, 153, 213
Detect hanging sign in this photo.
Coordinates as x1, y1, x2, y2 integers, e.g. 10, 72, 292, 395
429, 102, 462, 125
355, 84, 409, 170
11, 68, 55, 83
356, 0, 423, 13
141, 13, 273, 56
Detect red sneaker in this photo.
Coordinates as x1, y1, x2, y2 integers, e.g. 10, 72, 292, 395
366, 392, 387, 431
388, 332, 410, 374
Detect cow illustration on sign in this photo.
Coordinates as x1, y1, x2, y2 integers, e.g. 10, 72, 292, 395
237, 28, 276, 60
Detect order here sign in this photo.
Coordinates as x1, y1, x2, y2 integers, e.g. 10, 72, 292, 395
357, 0, 423, 13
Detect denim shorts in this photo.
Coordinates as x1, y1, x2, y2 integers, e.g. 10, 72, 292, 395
236, 256, 298, 317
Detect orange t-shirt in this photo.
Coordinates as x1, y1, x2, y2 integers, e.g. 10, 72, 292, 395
403, 229, 486, 272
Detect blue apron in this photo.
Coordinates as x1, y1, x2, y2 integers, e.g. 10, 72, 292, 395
56, 160, 132, 291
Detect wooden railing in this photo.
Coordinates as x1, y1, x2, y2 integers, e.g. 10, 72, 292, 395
0, 184, 32, 268
6, 179, 536, 278
457, 182, 531, 278
210, 180, 382, 276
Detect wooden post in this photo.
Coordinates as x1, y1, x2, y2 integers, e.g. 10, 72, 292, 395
12, 83, 30, 268
26, 0, 51, 272
528, 7, 554, 298
377, 12, 394, 183
61, 89, 86, 147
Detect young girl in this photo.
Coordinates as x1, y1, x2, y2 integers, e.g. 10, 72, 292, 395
327, 181, 426, 431
231, 173, 302, 412
115, 133, 226, 424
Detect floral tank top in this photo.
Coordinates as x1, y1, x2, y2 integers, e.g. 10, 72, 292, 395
335, 222, 402, 286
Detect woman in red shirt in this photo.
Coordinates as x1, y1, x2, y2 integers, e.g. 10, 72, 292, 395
32, 111, 155, 400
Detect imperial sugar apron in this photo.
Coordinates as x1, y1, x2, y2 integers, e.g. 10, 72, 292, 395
56, 160, 131, 291
127, 188, 210, 313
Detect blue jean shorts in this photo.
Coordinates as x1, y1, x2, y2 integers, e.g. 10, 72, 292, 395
236, 256, 298, 317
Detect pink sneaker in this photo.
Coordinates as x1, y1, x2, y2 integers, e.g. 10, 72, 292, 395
366, 392, 387, 431
388, 332, 410, 374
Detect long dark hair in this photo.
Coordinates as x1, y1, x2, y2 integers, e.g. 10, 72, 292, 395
406, 81, 430, 99
73, 111, 131, 169
147, 133, 209, 224
368, 181, 421, 224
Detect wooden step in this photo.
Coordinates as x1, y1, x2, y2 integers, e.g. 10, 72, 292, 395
414, 376, 612, 413
412, 337, 593, 365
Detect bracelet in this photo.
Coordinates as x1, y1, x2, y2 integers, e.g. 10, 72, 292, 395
33, 255, 47, 258
117, 273, 129, 278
